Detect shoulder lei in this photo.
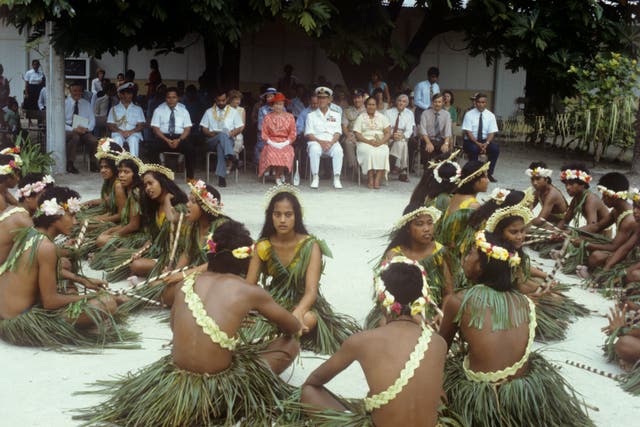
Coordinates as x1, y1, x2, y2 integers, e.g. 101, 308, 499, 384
616, 209, 633, 228
364, 325, 433, 412
0, 227, 47, 274
463, 297, 537, 383
181, 272, 239, 351
0, 206, 28, 222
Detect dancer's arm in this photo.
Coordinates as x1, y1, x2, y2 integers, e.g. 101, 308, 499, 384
304, 335, 359, 387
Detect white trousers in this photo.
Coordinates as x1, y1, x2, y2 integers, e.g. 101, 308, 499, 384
111, 132, 142, 157
307, 141, 343, 176
389, 138, 408, 169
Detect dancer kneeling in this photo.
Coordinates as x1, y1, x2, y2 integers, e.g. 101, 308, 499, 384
75, 220, 302, 427
0, 186, 135, 348
297, 258, 448, 427
603, 304, 640, 395
439, 208, 594, 427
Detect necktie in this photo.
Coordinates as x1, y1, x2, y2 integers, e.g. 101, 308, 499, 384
169, 107, 176, 135
73, 100, 79, 116
429, 83, 434, 105
392, 111, 400, 136
434, 111, 440, 138
477, 112, 483, 142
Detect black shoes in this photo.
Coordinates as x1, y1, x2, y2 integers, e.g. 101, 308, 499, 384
218, 176, 227, 188
66, 163, 79, 174
488, 175, 497, 183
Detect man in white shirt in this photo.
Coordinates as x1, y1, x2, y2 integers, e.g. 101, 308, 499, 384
385, 94, 415, 182
65, 81, 98, 174
200, 89, 244, 188
462, 93, 499, 182
23, 59, 45, 111
150, 87, 195, 182
305, 86, 343, 189
107, 82, 146, 156
412, 66, 440, 126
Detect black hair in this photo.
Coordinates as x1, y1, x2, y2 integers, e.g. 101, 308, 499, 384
165, 86, 179, 97
383, 203, 429, 256
474, 230, 522, 292
0, 154, 18, 184
560, 162, 590, 188
150, 59, 159, 69
455, 160, 486, 195
34, 186, 80, 229
410, 153, 458, 205
443, 90, 454, 105
125, 69, 135, 80
468, 189, 526, 230
207, 220, 253, 275
431, 93, 444, 102
475, 93, 488, 101
427, 67, 440, 78
69, 80, 83, 88
371, 87, 384, 97
528, 161, 552, 184
140, 171, 188, 227
117, 158, 142, 195
99, 142, 124, 178
259, 191, 308, 238
193, 183, 222, 223
17, 173, 53, 202
598, 172, 629, 193
381, 263, 423, 315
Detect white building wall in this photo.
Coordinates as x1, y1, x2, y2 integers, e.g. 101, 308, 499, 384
0, 24, 29, 106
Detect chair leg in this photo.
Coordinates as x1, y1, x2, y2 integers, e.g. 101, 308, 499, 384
206, 153, 210, 183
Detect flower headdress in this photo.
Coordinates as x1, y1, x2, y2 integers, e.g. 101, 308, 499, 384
34, 197, 81, 217
95, 138, 122, 161
560, 169, 591, 184
116, 151, 144, 169
205, 232, 254, 259
630, 187, 640, 203
488, 188, 511, 205
428, 150, 461, 184
139, 163, 175, 180
456, 161, 490, 188
484, 190, 534, 233
391, 206, 442, 233
597, 185, 628, 200
475, 230, 521, 267
188, 180, 224, 216
264, 184, 303, 211
0, 146, 23, 176
525, 167, 553, 178
17, 175, 54, 199
373, 256, 442, 319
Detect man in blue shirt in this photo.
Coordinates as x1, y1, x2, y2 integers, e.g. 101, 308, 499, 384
412, 67, 440, 125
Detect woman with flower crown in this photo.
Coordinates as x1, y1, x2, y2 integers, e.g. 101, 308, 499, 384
364, 203, 453, 329
0, 150, 22, 210
245, 185, 360, 355
409, 151, 460, 212
439, 205, 594, 427
0, 186, 136, 348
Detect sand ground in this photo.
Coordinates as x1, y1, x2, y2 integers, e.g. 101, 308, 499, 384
0, 143, 638, 426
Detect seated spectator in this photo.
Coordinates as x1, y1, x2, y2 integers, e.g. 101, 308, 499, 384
200, 89, 243, 187
256, 87, 277, 164
442, 90, 458, 124
107, 82, 146, 156
353, 96, 391, 189
462, 93, 499, 182
115, 73, 125, 88
385, 94, 415, 182
305, 87, 343, 189
289, 84, 306, 118
91, 68, 105, 94
296, 95, 317, 137
150, 87, 195, 182
418, 93, 452, 165
94, 82, 116, 137
259, 92, 296, 185
65, 80, 98, 173
372, 87, 388, 112
228, 89, 246, 158
368, 70, 391, 105
341, 89, 366, 170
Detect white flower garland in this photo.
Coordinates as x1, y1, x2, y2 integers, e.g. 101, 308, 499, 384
560, 169, 592, 184
37, 197, 81, 217
488, 187, 511, 205
597, 185, 628, 200
17, 175, 54, 198
475, 230, 521, 267
433, 160, 461, 184
525, 167, 553, 178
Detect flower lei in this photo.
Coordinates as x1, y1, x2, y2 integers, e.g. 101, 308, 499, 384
433, 160, 461, 184
630, 187, 640, 203
525, 167, 553, 178
373, 256, 436, 318
206, 234, 254, 259
475, 230, 521, 267
488, 187, 511, 205
212, 105, 231, 122
189, 180, 223, 216
0, 158, 22, 176
560, 169, 591, 184
17, 175, 54, 198
0, 146, 20, 156
597, 185, 628, 200
35, 197, 81, 217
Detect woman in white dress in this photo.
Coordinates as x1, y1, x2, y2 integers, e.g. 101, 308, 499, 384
228, 90, 246, 159
353, 96, 391, 189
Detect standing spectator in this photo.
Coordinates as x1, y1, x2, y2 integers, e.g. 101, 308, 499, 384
290, 85, 306, 118
91, 68, 105, 94
150, 87, 195, 182
182, 84, 205, 139
115, 73, 125, 88
385, 93, 415, 182
228, 90, 246, 159
65, 81, 98, 173
462, 93, 499, 182
23, 59, 45, 111
107, 82, 146, 156
371, 88, 388, 112
341, 89, 366, 170
200, 89, 243, 187
0, 64, 10, 108
442, 90, 458, 124
413, 66, 440, 125
418, 93, 452, 165
305, 87, 343, 189
259, 92, 296, 184
407, 91, 416, 113
176, 80, 185, 98
353, 96, 391, 189
368, 70, 391, 105
256, 87, 277, 164
3, 97, 22, 137
124, 69, 138, 98
146, 59, 162, 99
277, 64, 298, 94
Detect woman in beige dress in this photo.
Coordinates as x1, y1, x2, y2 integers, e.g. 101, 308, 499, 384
353, 96, 391, 189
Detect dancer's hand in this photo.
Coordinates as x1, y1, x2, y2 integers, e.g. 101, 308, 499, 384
603, 305, 627, 335
83, 277, 108, 290
292, 307, 309, 335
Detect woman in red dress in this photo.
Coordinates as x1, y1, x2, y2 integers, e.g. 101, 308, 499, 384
259, 92, 296, 185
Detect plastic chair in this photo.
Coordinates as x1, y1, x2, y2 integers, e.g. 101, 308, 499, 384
159, 152, 187, 181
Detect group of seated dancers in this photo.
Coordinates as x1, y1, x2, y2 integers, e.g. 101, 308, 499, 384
0, 139, 637, 426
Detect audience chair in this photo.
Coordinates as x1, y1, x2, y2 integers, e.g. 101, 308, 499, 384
205, 151, 239, 184
160, 152, 187, 181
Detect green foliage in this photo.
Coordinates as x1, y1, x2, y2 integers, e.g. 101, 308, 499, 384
564, 52, 640, 160
14, 134, 55, 174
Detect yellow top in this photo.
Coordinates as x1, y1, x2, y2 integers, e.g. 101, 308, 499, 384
257, 236, 312, 273
463, 297, 537, 383
0, 206, 27, 222
156, 211, 166, 229
181, 272, 239, 351
458, 196, 478, 210
364, 324, 433, 412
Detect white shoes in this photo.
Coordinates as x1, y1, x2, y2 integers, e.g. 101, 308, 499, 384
311, 174, 319, 189
333, 175, 342, 189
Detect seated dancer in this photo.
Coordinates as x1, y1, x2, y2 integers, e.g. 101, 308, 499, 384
246, 185, 360, 354
575, 172, 637, 279
0, 186, 135, 348
298, 258, 447, 427
364, 204, 452, 329
612, 188, 640, 297
76, 221, 302, 426
527, 161, 567, 227
122, 180, 226, 309
439, 205, 594, 427
0, 151, 21, 210
409, 150, 461, 211
603, 304, 640, 395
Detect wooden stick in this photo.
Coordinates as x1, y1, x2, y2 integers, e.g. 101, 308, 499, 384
564, 359, 625, 383
127, 265, 191, 292
167, 212, 184, 269
73, 219, 89, 250
105, 241, 152, 273
74, 281, 164, 307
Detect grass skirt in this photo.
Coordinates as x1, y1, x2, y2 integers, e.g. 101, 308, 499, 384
117, 280, 169, 314
0, 300, 138, 349
561, 241, 588, 275
74, 348, 294, 427
444, 352, 594, 427
621, 364, 640, 396
533, 283, 589, 341
89, 232, 148, 272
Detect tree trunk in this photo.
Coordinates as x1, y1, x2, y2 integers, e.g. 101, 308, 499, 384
631, 98, 640, 174
200, 34, 241, 93
524, 69, 553, 115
